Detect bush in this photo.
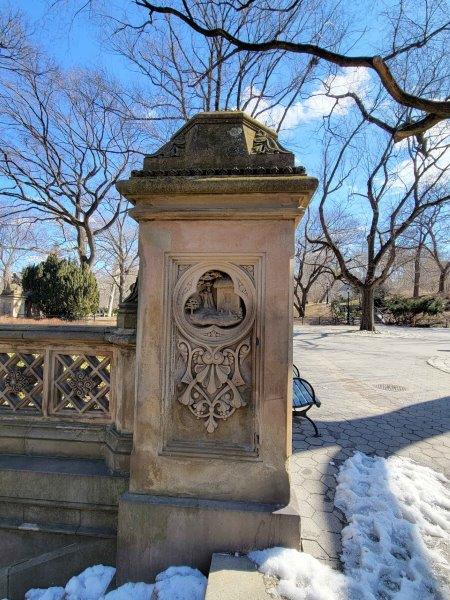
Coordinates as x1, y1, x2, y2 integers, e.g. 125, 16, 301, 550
331, 296, 361, 324
22, 254, 99, 320
384, 296, 444, 326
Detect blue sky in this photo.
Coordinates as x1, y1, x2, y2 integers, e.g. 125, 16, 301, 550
18, 0, 379, 172
16, 1, 447, 233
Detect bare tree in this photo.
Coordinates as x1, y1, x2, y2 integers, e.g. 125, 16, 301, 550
397, 214, 431, 298
0, 61, 147, 267
311, 117, 450, 330
104, 0, 343, 135
294, 209, 338, 318
119, 0, 450, 141
0, 217, 43, 288
424, 206, 450, 293
0, 9, 35, 74
96, 205, 139, 306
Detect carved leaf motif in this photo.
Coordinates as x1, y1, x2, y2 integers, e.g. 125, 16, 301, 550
251, 129, 290, 154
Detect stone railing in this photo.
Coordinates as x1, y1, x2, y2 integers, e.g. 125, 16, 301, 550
0, 325, 136, 472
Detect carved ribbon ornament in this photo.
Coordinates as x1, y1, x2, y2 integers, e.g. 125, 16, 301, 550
178, 338, 250, 433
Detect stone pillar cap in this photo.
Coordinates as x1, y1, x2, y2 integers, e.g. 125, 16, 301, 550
116, 110, 318, 220
137, 111, 302, 176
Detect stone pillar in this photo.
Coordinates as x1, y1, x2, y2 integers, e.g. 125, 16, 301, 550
0, 292, 25, 318
115, 111, 317, 581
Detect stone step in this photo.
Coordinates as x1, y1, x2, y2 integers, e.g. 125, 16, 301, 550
0, 538, 115, 600
205, 553, 278, 600
0, 453, 128, 536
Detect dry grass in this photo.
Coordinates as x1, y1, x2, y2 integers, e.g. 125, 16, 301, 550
0, 316, 117, 326
305, 303, 333, 319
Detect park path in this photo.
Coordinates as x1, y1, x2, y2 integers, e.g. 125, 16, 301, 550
290, 324, 450, 567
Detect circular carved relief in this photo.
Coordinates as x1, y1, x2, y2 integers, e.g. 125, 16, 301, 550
173, 262, 256, 346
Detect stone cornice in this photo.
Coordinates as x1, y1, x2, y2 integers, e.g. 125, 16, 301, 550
131, 165, 306, 178
118, 174, 317, 200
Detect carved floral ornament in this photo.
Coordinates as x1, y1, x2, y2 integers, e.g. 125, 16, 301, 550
172, 263, 256, 433
68, 370, 96, 399
4, 368, 32, 393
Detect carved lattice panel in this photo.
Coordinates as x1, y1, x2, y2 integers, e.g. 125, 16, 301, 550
0, 351, 44, 413
51, 353, 112, 419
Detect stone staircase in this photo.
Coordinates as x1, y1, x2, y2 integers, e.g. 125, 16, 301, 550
0, 453, 128, 599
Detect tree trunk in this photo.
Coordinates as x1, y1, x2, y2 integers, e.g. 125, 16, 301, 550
413, 244, 422, 298
438, 269, 447, 293
360, 287, 375, 331
300, 293, 308, 319
107, 284, 116, 318
118, 268, 125, 305
293, 285, 303, 317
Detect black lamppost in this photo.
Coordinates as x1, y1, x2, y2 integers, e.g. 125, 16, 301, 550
347, 288, 350, 325
340, 283, 351, 325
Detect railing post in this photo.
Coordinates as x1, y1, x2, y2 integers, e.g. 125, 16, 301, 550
42, 348, 52, 417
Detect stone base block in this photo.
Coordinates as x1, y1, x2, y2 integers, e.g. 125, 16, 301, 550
205, 553, 275, 600
116, 492, 300, 583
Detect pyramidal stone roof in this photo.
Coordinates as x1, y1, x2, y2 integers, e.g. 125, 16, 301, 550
132, 111, 306, 178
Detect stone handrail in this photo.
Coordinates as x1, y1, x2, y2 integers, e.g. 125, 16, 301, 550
0, 325, 136, 471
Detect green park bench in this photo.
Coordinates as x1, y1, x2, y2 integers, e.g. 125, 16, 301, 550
293, 365, 321, 437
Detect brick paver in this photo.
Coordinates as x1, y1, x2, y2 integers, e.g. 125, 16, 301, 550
290, 324, 450, 567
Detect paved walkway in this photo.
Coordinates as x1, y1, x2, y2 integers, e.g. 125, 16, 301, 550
290, 324, 450, 568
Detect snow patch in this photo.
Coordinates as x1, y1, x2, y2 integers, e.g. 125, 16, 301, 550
152, 566, 207, 599
104, 582, 154, 600
25, 588, 65, 600
25, 564, 206, 600
347, 329, 423, 338
249, 547, 364, 599
250, 453, 450, 600
336, 452, 450, 599
427, 355, 450, 374
65, 565, 116, 600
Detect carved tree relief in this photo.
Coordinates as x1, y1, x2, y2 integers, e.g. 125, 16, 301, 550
172, 264, 255, 433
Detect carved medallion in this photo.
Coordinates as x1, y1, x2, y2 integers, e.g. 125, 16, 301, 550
172, 262, 256, 433
184, 271, 244, 328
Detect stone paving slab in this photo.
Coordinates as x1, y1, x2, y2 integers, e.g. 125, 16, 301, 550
290, 324, 450, 567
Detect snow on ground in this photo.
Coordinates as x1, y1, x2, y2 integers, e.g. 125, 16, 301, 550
24, 453, 449, 600
25, 565, 206, 600
251, 453, 450, 600
336, 452, 450, 599
427, 355, 450, 374
346, 328, 424, 338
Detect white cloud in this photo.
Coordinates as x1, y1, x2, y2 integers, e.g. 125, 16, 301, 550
391, 121, 450, 189
244, 67, 371, 130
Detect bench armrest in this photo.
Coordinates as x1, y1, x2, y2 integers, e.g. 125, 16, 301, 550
298, 377, 320, 407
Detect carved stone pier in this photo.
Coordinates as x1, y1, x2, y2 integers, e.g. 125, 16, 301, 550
115, 111, 318, 581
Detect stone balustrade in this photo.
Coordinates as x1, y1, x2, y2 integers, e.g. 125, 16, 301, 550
0, 325, 135, 472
